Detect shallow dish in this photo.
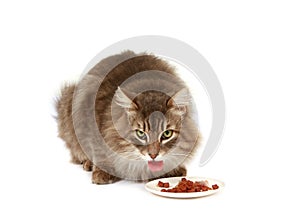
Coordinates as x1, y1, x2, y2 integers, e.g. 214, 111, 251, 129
145, 176, 224, 198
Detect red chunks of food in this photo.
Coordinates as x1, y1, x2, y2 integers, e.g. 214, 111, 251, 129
212, 184, 219, 190
160, 178, 219, 193
157, 181, 170, 188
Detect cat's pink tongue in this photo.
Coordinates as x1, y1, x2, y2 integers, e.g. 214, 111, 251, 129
148, 160, 163, 172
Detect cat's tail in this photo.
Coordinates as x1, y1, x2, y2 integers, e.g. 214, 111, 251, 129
54, 83, 77, 139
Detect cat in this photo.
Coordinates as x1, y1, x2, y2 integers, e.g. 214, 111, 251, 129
56, 51, 201, 184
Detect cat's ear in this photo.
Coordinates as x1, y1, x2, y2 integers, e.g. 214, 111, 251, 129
167, 88, 191, 116
114, 87, 138, 112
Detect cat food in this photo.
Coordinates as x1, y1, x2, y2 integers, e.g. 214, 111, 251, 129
212, 184, 219, 190
160, 178, 219, 193
157, 181, 170, 188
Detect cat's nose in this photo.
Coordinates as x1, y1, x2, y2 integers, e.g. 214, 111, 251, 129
149, 153, 158, 160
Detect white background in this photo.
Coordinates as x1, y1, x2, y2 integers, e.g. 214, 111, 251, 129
0, 0, 300, 212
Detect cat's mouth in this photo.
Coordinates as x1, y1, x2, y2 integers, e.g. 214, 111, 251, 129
148, 160, 163, 172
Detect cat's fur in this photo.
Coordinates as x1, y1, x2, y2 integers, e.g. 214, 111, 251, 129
56, 51, 200, 184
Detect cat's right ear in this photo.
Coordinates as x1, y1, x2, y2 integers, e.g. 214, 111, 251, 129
114, 87, 138, 113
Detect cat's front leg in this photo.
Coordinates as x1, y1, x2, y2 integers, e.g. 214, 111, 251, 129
92, 166, 120, 184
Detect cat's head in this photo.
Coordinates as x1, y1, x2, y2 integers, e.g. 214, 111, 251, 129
113, 87, 196, 172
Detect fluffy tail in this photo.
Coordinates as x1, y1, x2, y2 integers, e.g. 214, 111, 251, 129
55, 83, 77, 141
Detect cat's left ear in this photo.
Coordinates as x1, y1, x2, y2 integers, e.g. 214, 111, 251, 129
167, 88, 191, 116
114, 87, 138, 113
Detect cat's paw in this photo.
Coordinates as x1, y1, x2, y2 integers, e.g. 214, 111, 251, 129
92, 169, 120, 184
157, 166, 187, 179
83, 160, 93, 171
176, 166, 187, 177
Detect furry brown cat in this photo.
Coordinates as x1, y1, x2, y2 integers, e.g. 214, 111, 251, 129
56, 51, 200, 184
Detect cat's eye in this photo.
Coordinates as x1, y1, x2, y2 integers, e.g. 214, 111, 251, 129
136, 130, 147, 140
161, 130, 173, 140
